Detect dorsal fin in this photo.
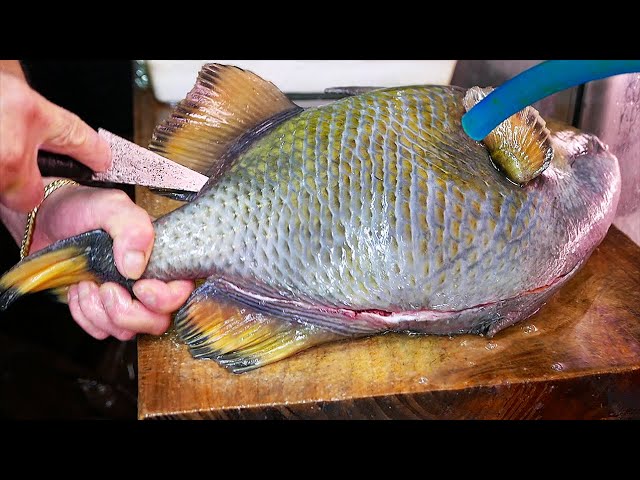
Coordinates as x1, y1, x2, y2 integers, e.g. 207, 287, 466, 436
463, 86, 554, 185
149, 63, 301, 176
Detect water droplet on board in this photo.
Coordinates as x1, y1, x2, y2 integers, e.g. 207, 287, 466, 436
522, 324, 538, 334
459, 339, 468, 347
485, 341, 498, 351
418, 377, 429, 385
551, 362, 564, 372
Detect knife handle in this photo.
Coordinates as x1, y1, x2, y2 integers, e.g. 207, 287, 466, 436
37, 150, 94, 181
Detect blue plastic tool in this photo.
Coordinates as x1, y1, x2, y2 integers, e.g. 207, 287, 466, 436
461, 60, 640, 141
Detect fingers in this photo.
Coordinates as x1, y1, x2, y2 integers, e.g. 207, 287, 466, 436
79, 281, 136, 341
38, 101, 112, 172
133, 279, 195, 313
0, 72, 111, 212
67, 281, 174, 340
68, 284, 109, 340
99, 283, 171, 336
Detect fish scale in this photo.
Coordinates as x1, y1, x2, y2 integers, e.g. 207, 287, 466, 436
145, 85, 604, 312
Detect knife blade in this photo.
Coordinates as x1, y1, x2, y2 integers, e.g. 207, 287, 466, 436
37, 129, 208, 193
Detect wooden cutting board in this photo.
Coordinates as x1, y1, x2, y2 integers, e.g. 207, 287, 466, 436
134, 89, 640, 420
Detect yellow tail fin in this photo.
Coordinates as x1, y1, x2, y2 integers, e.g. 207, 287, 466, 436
0, 229, 129, 310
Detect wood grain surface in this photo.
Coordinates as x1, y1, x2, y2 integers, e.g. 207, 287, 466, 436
134, 89, 640, 420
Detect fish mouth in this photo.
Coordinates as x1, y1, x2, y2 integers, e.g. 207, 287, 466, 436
215, 264, 580, 335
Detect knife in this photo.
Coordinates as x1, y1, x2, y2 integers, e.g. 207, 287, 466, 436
37, 129, 208, 194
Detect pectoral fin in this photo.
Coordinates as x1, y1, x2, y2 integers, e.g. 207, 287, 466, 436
464, 86, 554, 184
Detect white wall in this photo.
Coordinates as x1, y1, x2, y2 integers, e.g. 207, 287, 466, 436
146, 60, 457, 103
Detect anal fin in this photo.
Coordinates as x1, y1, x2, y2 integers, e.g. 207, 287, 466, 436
175, 282, 344, 374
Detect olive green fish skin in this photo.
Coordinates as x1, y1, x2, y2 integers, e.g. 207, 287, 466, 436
145, 86, 620, 316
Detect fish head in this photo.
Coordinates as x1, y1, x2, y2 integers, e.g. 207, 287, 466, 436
547, 120, 621, 202
538, 120, 622, 270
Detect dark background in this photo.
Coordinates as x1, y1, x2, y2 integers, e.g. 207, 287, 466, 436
0, 61, 137, 419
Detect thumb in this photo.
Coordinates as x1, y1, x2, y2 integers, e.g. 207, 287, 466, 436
34, 91, 112, 172
98, 192, 155, 280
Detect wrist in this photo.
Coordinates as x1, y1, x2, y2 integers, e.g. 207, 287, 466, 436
24, 178, 80, 255
0, 177, 81, 253
0, 176, 49, 249
0, 177, 80, 257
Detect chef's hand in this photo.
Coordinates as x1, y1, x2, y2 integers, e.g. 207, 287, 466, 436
0, 67, 112, 213
0, 61, 193, 340
30, 181, 195, 340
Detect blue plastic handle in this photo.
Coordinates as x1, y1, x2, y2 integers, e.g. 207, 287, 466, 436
461, 60, 640, 141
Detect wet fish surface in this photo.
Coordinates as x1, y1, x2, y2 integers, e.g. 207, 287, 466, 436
0, 64, 621, 373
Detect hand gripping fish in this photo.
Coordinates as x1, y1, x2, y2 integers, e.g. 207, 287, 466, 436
0, 64, 621, 373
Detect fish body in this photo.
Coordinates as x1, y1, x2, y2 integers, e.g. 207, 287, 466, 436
0, 64, 621, 372
146, 84, 619, 332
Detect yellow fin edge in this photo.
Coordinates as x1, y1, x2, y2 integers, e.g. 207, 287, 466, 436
464, 86, 554, 184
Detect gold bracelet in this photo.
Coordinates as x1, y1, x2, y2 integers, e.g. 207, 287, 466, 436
20, 179, 80, 260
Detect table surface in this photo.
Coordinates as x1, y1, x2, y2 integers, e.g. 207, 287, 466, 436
134, 88, 640, 420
